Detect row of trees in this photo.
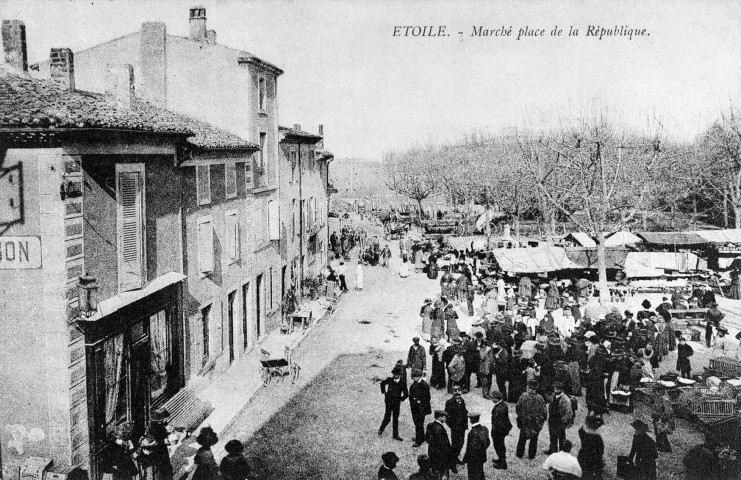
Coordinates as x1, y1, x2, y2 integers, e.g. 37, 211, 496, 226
382, 107, 741, 300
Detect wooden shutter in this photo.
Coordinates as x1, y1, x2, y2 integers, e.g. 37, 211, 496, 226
196, 165, 211, 205
244, 159, 253, 190
226, 211, 239, 261
117, 166, 144, 292
225, 163, 237, 199
269, 200, 280, 240
197, 216, 214, 274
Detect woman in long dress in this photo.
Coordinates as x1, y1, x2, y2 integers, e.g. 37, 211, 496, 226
429, 337, 447, 389
544, 279, 561, 311
355, 261, 364, 291
399, 258, 410, 278
420, 299, 433, 340
427, 254, 439, 279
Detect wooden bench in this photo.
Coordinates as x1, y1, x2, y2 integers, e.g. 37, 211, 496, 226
161, 388, 214, 434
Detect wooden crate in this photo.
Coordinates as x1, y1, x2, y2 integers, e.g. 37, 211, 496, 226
692, 398, 736, 416
709, 357, 741, 378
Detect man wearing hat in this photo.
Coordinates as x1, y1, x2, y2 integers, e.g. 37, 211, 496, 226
408, 337, 427, 375
628, 419, 658, 480
462, 332, 480, 392
706, 301, 725, 348
378, 451, 400, 480
379, 366, 409, 441
409, 369, 431, 448
478, 339, 495, 399
546, 381, 574, 455
426, 410, 455, 477
515, 379, 547, 460
445, 385, 469, 465
462, 412, 490, 480
490, 390, 512, 470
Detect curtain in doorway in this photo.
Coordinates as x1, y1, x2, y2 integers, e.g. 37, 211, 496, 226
149, 310, 169, 401
104, 334, 125, 428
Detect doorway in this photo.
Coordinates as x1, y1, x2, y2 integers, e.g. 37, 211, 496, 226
227, 290, 236, 363
256, 274, 263, 340
242, 282, 250, 350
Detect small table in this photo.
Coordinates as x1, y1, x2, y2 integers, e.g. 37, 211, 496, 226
287, 310, 313, 334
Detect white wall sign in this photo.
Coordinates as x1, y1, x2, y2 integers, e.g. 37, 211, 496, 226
0, 237, 42, 269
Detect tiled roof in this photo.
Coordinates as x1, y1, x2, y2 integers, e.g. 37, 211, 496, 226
316, 149, 334, 159
0, 71, 256, 150
178, 114, 257, 150
279, 125, 322, 141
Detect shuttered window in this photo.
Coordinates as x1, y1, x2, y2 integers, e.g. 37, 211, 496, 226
244, 159, 253, 190
196, 165, 211, 205
225, 163, 237, 199
116, 164, 145, 292
226, 210, 240, 262
197, 216, 214, 275
268, 200, 279, 240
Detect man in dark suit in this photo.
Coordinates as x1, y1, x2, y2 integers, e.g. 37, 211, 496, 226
379, 366, 409, 441
407, 337, 427, 375
445, 385, 469, 465
409, 369, 432, 448
426, 410, 455, 477
462, 412, 490, 480
490, 390, 513, 470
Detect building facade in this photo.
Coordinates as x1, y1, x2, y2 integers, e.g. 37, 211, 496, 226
278, 125, 333, 300
0, 20, 264, 480
32, 6, 285, 384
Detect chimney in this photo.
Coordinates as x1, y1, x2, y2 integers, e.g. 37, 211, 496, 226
317, 124, 325, 149
206, 29, 216, 45
106, 64, 135, 109
293, 124, 301, 131
49, 48, 75, 91
189, 6, 207, 42
2, 20, 28, 73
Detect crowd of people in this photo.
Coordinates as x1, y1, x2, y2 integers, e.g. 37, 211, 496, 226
106, 411, 254, 480
371, 233, 741, 480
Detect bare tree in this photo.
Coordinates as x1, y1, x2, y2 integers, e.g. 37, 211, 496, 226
382, 149, 438, 216
520, 115, 670, 301
696, 106, 741, 228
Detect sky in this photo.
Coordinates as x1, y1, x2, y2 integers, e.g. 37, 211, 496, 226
2, 0, 740, 160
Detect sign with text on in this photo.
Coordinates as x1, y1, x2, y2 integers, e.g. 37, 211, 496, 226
0, 237, 42, 269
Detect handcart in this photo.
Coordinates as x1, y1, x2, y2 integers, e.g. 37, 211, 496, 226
260, 346, 301, 386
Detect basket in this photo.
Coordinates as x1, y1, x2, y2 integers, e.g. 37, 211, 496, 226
692, 398, 736, 416
709, 357, 741, 378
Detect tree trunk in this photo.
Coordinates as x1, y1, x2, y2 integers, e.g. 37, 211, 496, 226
596, 231, 610, 304
724, 190, 729, 228
416, 198, 424, 225
735, 205, 741, 229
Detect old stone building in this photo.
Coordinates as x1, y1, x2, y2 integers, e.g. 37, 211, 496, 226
278, 125, 333, 299
0, 19, 261, 480
32, 6, 285, 384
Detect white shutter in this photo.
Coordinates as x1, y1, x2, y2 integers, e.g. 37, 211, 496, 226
117, 165, 144, 292
244, 160, 253, 190
198, 216, 214, 275
226, 210, 239, 261
225, 163, 237, 199
196, 165, 211, 205
269, 200, 280, 240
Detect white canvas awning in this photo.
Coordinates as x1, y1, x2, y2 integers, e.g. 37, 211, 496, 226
491, 246, 583, 273
624, 252, 706, 278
